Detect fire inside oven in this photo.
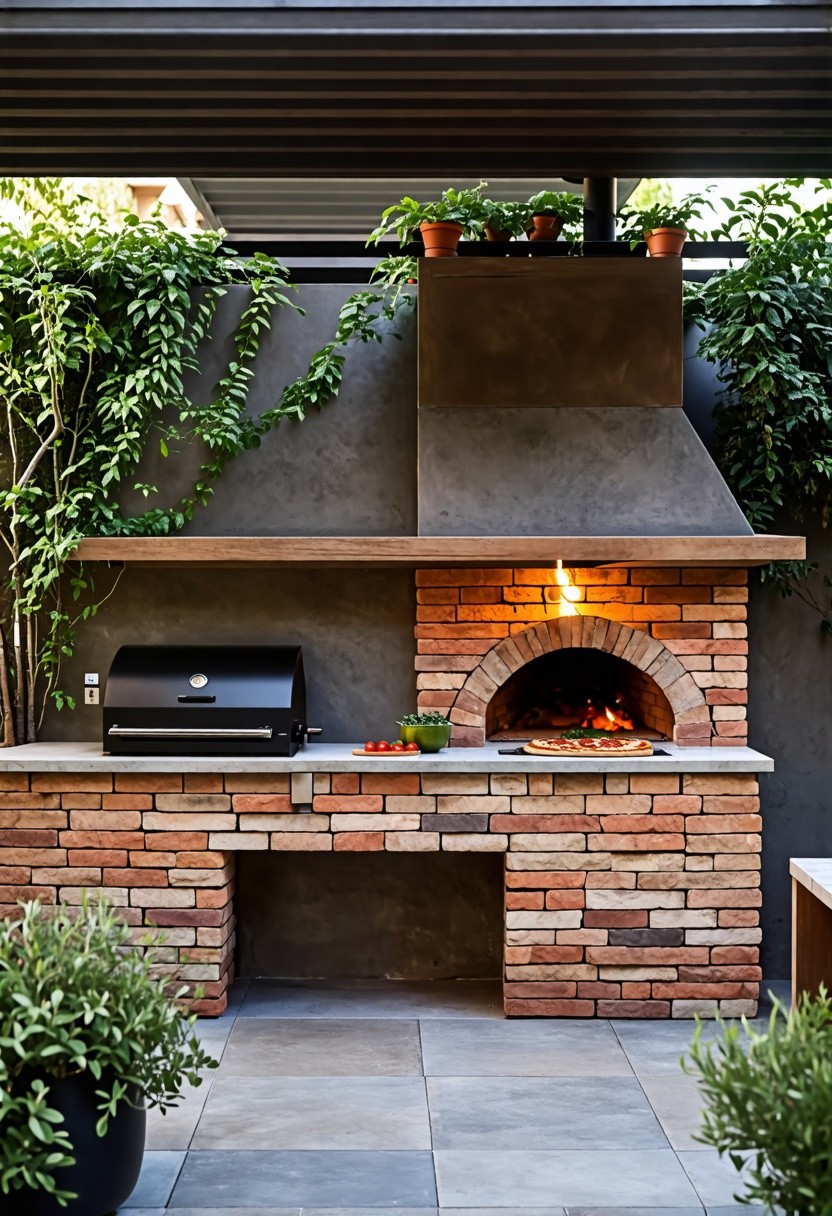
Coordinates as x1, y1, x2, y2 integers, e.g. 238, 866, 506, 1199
486, 648, 673, 741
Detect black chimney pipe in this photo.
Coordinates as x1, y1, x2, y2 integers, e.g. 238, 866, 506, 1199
583, 177, 617, 242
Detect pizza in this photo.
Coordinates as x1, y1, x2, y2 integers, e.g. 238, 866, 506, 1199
524, 736, 653, 757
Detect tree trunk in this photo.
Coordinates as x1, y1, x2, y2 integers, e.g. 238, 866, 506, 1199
0, 625, 15, 747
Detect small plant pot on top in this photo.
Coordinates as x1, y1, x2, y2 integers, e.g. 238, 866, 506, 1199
484, 223, 512, 242
644, 227, 687, 258
528, 214, 565, 242
419, 221, 464, 257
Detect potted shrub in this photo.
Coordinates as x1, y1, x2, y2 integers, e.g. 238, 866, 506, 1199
684, 987, 832, 1214
367, 183, 487, 257
481, 198, 532, 242
398, 712, 453, 752
0, 898, 216, 1216
526, 190, 583, 242
617, 190, 713, 257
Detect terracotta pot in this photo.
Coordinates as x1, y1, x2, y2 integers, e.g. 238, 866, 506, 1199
644, 227, 687, 257
484, 223, 512, 243
419, 221, 464, 257
528, 214, 564, 242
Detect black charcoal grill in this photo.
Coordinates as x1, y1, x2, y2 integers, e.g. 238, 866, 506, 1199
103, 645, 319, 756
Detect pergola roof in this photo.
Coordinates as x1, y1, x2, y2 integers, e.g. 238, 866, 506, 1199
2, 1, 830, 180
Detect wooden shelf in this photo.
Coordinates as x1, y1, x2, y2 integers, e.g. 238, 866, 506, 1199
73, 535, 806, 568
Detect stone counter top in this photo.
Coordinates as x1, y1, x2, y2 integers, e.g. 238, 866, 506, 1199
0, 741, 774, 774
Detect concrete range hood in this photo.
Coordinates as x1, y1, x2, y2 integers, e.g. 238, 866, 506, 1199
416, 257, 757, 543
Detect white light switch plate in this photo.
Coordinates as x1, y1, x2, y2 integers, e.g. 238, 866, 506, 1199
84, 687, 100, 705
84, 672, 99, 686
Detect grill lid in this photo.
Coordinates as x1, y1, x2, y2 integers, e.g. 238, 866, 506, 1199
105, 645, 303, 710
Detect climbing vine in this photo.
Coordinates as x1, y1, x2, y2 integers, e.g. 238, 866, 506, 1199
0, 180, 413, 744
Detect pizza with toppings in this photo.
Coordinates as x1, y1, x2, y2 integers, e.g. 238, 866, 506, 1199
524, 736, 653, 757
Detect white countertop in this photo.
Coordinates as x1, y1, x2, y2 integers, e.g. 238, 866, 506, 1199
790, 859, 832, 910
0, 741, 774, 774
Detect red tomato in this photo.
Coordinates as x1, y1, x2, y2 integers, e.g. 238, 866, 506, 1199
364, 741, 377, 752
391, 742, 405, 751
404, 741, 420, 752
376, 740, 391, 752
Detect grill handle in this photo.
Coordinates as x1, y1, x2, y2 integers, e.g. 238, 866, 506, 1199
108, 725, 273, 740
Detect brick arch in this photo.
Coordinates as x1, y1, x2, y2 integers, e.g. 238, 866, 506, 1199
449, 615, 708, 746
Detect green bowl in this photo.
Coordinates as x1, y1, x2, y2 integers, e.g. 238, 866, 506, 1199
399, 723, 452, 753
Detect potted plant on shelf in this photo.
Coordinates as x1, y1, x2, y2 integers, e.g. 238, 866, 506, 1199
481, 198, 532, 242
398, 712, 453, 752
617, 190, 713, 257
367, 183, 487, 257
684, 987, 832, 1215
526, 190, 583, 242
0, 898, 216, 1216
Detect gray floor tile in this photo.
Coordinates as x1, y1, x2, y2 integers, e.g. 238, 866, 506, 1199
118, 1210, 166, 1216
566, 1209, 704, 1216
169, 1149, 438, 1208
677, 1151, 751, 1208
448, 1209, 566, 1215
239, 979, 503, 1019
162, 1210, 300, 1215
638, 1073, 706, 1152
707, 1209, 767, 1216
428, 1077, 668, 1150
611, 1021, 724, 1077
435, 1149, 701, 1208
146, 1073, 216, 1151
123, 1150, 186, 1207
220, 1017, 423, 1076
301, 1210, 437, 1215
420, 1020, 632, 1077
192, 1075, 431, 1150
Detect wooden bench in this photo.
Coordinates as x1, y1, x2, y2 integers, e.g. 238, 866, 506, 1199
790, 859, 832, 1004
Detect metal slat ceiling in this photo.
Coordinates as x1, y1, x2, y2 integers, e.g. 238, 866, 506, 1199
1, 3, 830, 179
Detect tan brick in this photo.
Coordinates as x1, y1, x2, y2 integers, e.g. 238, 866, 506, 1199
586, 889, 684, 909
653, 795, 701, 815
443, 833, 507, 851
490, 774, 528, 795
146, 832, 207, 850
331, 773, 360, 795
223, 774, 291, 794
437, 795, 510, 814
144, 813, 236, 832
599, 966, 678, 981
241, 813, 330, 832
493, 815, 596, 833
129, 888, 195, 907
611, 853, 685, 871
586, 795, 652, 816
386, 796, 436, 814
529, 774, 554, 795
506, 871, 586, 889
509, 833, 587, 851
688, 888, 762, 908
684, 775, 759, 795
330, 814, 420, 832
104, 868, 167, 887
686, 814, 761, 834
385, 832, 440, 852
314, 795, 383, 815
115, 773, 182, 793
421, 774, 489, 794
687, 834, 760, 855
0, 848, 66, 866
507, 852, 611, 871
155, 794, 231, 812
269, 833, 333, 850
685, 928, 762, 945
208, 832, 268, 850
32, 774, 112, 793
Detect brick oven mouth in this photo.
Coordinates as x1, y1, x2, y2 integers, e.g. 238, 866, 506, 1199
486, 647, 674, 742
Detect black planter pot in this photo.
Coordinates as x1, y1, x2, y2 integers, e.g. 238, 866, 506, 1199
1, 1070, 146, 1216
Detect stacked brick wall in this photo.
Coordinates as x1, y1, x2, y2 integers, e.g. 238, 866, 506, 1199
415, 566, 749, 747
0, 767, 761, 1019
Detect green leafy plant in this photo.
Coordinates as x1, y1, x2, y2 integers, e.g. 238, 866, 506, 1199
367, 183, 488, 246
481, 198, 532, 239
398, 711, 452, 726
617, 189, 713, 246
684, 988, 832, 1214
0, 897, 216, 1206
527, 190, 583, 228
685, 178, 832, 633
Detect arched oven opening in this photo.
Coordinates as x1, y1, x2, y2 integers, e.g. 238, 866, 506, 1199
486, 647, 674, 742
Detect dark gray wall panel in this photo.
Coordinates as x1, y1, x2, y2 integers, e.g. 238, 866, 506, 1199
236, 851, 504, 980
44, 568, 416, 744
121, 284, 417, 537
418, 406, 752, 536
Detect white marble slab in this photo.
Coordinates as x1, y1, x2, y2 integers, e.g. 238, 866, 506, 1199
0, 741, 774, 775
790, 858, 832, 911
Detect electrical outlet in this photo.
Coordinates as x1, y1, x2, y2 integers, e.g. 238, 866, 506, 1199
84, 686, 99, 706
84, 672, 99, 686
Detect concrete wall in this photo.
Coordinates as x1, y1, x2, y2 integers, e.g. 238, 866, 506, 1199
236, 851, 504, 980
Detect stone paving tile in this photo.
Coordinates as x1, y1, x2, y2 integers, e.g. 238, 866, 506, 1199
192, 1076, 431, 1150
427, 1077, 668, 1150
146, 1072, 216, 1151
637, 1073, 706, 1152
610, 1021, 722, 1077
219, 1017, 423, 1076
169, 1149, 438, 1208
434, 1148, 702, 1208
123, 1150, 186, 1207
566, 1208, 704, 1216
677, 1151, 751, 1208
238, 979, 503, 1019
420, 1020, 632, 1077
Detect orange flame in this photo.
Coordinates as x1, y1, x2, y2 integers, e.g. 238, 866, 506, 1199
554, 560, 581, 617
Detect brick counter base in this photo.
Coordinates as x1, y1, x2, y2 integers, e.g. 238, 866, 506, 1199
0, 769, 761, 1019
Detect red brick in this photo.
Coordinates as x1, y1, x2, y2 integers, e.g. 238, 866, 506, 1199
232, 794, 293, 813
688, 888, 762, 908
176, 851, 225, 868
60, 794, 102, 809
184, 774, 224, 793
0, 885, 57, 903
32, 866, 99, 885
679, 965, 762, 982
653, 796, 701, 815
645, 586, 711, 603
545, 890, 586, 910
587, 947, 709, 964
622, 982, 651, 999
491, 815, 597, 833
628, 568, 680, 585
718, 909, 760, 927
504, 982, 577, 998
652, 624, 711, 639
578, 982, 620, 999
115, 773, 182, 793
706, 689, 748, 705
70, 810, 141, 830
506, 946, 583, 964
0, 775, 29, 791
600, 815, 683, 834
597, 1000, 671, 1018
314, 796, 383, 814
0, 848, 66, 865
652, 982, 756, 1000
584, 910, 648, 928
32, 774, 112, 793
588, 833, 684, 851
331, 774, 360, 795
103, 794, 153, 811
333, 832, 384, 851
0, 792, 61, 810
131, 851, 176, 867
146, 832, 208, 850
68, 849, 128, 867
197, 888, 233, 908
0, 866, 32, 883
506, 892, 545, 910
0, 829, 57, 847
701, 795, 760, 813
361, 774, 421, 795
505, 872, 586, 889
686, 814, 761, 834
59, 830, 145, 849
144, 909, 226, 927
683, 568, 746, 584
105, 868, 169, 887
506, 999, 595, 1016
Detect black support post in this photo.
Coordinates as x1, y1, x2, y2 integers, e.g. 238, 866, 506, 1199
583, 177, 617, 242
